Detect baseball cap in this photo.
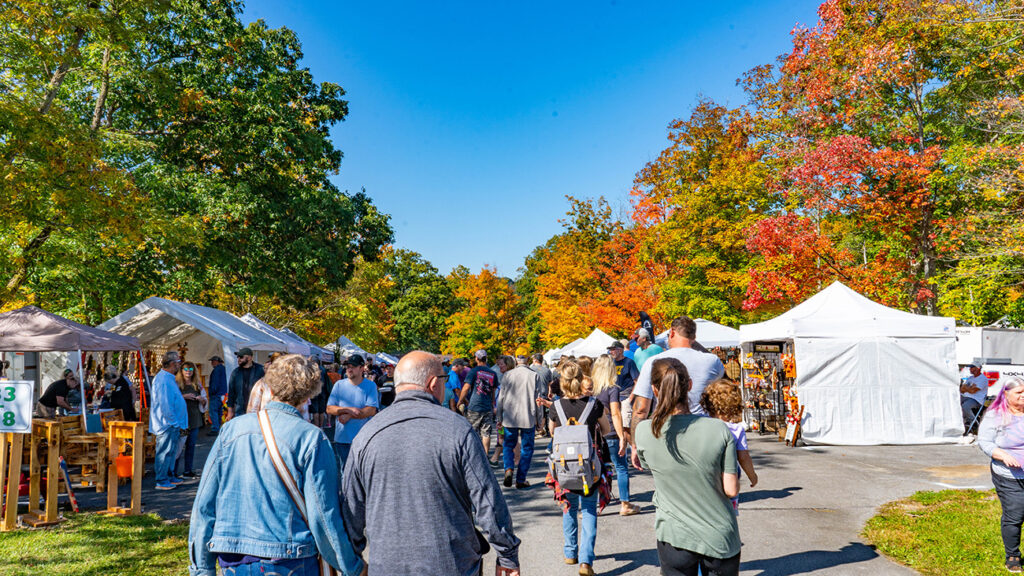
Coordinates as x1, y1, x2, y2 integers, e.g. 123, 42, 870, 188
607, 341, 625, 350
474, 349, 488, 360
342, 355, 366, 367
208, 355, 224, 363
235, 347, 253, 357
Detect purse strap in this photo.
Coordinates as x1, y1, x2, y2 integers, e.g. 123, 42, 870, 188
258, 410, 337, 576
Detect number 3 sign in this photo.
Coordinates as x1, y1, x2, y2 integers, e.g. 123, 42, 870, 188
0, 381, 33, 434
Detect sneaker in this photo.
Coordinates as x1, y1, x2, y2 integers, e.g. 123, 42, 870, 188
620, 502, 640, 516
1008, 556, 1022, 573
503, 469, 513, 488
182, 471, 199, 479
169, 476, 185, 485
155, 482, 176, 490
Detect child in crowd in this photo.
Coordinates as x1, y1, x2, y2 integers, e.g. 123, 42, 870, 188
701, 380, 758, 514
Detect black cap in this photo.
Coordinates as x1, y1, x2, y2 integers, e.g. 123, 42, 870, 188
236, 347, 253, 357
208, 355, 224, 363
607, 341, 625, 350
342, 355, 366, 367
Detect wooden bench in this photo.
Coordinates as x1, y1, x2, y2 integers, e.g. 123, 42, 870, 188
57, 416, 108, 493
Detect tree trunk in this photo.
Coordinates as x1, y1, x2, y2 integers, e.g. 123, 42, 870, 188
90, 45, 112, 131
39, 27, 86, 115
3, 225, 54, 297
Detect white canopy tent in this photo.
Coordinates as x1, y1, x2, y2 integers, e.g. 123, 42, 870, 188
99, 297, 283, 379
542, 348, 561, 365
239, 314, 311, 355
546, 337, 584, 363
739, 281, 961, 445
559, 328, 618, 359
279, 328, 335, 363
335, 335, 371, 360
376, 352, 399, 365
655, 319, 741, 349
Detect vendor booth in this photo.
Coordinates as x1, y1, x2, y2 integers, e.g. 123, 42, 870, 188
99, 297, 282, 382
739, 282, 962, 446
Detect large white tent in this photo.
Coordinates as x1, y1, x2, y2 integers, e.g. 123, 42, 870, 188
279, 328, 335, 363
336, 335, 371, 359
100, 297, 282, 379
655, 319, 741, 349
739, 281, 961, 445
559, 328, 618, 359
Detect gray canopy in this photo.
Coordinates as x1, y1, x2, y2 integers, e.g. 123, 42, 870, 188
0, 305, 140, 352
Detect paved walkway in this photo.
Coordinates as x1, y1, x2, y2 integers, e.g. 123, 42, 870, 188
74, 428, 994, 575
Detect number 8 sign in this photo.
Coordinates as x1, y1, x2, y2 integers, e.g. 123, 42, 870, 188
0, 381, 33, 434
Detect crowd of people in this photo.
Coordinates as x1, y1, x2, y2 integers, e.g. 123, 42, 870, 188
170, 314, 758, 576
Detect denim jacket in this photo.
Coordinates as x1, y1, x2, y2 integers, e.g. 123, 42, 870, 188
188, 402, 364, 576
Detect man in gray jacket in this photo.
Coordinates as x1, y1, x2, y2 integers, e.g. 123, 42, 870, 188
496, 355, 541, 489
342, 351, 521, 576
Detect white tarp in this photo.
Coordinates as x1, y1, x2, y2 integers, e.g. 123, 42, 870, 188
376, 352, 399, 365
656, 319, 741, 349
739, 282, 961, 445
100, 297, 282, 379
559, 328, 617, 359
239, 314, 312, 355
542, 348, 561, 365
336, 335, 370, 360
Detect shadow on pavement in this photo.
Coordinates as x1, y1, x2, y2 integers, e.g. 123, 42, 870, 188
739, 486, 803, 504
739, 542, 879, 575
594, 547, 659, 575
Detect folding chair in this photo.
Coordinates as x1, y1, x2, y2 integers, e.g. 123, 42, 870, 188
965, 398, 989, 435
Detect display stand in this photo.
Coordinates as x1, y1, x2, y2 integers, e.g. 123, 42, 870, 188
104, 421, 145, 516
0, 432, 26, 531
741, 341, 800, 443
21, 420, 64, 528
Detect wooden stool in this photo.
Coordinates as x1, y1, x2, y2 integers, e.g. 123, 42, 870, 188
20, 420, 64, 528
104, 421, 145, 516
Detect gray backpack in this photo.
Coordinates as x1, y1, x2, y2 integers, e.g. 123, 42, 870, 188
548, 398, 600, 495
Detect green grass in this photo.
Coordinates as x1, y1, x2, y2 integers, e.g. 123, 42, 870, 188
863, 489, 1007, 576
0, 512, 189, 576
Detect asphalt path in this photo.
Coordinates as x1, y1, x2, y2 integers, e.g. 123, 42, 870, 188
72, 426, 994, 576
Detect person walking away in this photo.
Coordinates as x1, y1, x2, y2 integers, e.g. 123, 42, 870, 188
177, 361, 207, 478
978, 376, 1024, 573
701, 380, 758, 515
206, 356, 226, 435
188, 354, 365, 576
606, 341, 639, 433
631, 328, 663, 370
591, 355, 639, 516
151, 351, 188, 490
224, 347, 265, 421
343, 351, 521, 575
496, 354, 541, 489
446, 358, 469, 411
530, 353, 553, 435
635, 358, 741, 576
458, 350, 500, 457
547, 360, 612, 576
326, 355, 379, 475
103, 365, 137, 422
630, 316, 725, 464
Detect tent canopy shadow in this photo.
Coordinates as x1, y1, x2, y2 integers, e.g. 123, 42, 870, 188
740, 542, 879, 576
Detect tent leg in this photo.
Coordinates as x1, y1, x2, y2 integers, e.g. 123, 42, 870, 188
78, 349, 87, 431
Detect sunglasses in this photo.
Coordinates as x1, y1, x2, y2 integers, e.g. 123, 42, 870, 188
183, 367, 194, 372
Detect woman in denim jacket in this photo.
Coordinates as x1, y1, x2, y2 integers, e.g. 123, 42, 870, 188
189, 354, 365, 576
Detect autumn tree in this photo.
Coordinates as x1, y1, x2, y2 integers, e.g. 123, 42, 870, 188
443, 266, 524, 359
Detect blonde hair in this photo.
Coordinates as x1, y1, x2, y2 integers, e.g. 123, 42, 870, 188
177, 361, 198, 391
590, 354, 616, 396
264, 354, 322, 406
558, 361, 586, 398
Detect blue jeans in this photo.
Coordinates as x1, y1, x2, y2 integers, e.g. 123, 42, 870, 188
605, 436, 630, 503
210, 395, 223, 431
334, 442, 351, 479
177, 427, 199, 474
220, 555, 320, 576
154, 428, 179, 485
563, 492, 598, 564
502, 427, 535, 484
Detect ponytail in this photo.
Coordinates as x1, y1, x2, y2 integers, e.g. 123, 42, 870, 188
649, 358, 691, 439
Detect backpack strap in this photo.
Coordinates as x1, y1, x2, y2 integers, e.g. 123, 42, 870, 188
578, 397, 596, 424
553, 399, 569, 425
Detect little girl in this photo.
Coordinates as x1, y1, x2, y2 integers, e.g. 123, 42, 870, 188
701, 380, 758, 514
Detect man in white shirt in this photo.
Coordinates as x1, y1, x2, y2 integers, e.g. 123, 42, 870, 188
961, 364, 989, 425
629, 316, 724, 467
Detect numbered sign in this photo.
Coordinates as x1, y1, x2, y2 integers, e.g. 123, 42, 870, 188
0, 380, 33, 433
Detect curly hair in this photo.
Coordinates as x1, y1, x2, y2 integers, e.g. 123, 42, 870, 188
700, 379, 743, 423
264, 354, 322, 406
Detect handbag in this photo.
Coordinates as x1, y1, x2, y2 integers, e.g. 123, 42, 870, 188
258, 409, 341, 576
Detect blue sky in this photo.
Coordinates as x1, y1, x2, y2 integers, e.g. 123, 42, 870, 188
241, 1, 821, 277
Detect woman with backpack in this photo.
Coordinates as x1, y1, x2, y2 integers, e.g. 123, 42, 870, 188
546, 360, 612, 576
635, 358, 741, 576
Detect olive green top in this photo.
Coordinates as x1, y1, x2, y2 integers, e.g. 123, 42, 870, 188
635, 414, 740, 559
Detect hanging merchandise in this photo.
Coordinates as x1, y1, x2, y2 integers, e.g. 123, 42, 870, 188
740, 341, 795, 440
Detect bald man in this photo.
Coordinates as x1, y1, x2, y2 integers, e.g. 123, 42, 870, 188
342, 351, 521, 576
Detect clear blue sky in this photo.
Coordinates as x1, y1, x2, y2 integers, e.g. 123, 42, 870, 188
241, 0, 821, 277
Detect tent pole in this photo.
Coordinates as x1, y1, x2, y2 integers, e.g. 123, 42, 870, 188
137, 350, 151, 417
77, 349, 87, 431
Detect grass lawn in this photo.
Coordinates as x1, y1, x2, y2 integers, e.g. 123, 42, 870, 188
0, 512, 189, 576
864, 489, 1007, 576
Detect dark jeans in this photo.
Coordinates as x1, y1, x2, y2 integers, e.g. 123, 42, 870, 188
177, 426, 199, 474
502, 427, 535, 484
656, 540, 740, 576
993, 471, 1024, 558
210, 395, 223, 432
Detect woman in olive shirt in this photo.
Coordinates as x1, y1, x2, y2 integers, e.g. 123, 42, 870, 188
635, 358, 740, 576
